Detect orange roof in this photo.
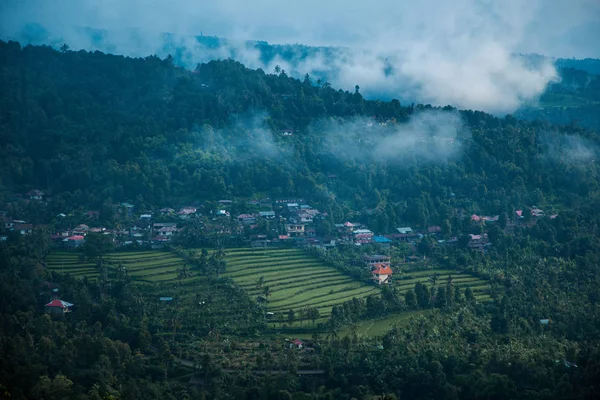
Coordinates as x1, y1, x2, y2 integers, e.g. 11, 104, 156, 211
372, 265, 393, 275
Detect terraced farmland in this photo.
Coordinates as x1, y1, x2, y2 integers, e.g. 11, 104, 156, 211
46, 251, 188, 283
46, 249, 492, 337
394, 268, 492, 302
213, 248, 380, 327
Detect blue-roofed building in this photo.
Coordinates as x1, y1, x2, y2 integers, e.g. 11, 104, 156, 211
373, 236, 392, 248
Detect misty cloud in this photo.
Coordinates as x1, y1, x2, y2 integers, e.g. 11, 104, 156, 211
314, 110, 468, 165
193, 112, 293, 163
542, 132, 598, 166
2, 0, 599, 113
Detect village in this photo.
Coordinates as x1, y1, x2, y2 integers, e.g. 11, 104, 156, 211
1, 189, 558, 288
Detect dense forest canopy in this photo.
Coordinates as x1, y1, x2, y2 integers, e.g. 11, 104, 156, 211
1, 40, 599, 225
1, 41, 600, 400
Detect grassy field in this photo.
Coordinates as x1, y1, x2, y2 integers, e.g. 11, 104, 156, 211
340, 310, 433, 338
210, 248, 380, 327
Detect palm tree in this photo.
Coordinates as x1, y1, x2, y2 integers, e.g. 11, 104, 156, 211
299, 308, 308, 326
350, 322, 360, 342
429, 273, 439, 303
133, 291, 146, 316
256, 276, 265, 291
215, 246, 228, 260
262, 286, 272, 311
325, 321, 340, 342
177, 264, 193, 287
274, 65, 281, 74
308, 308, 320, 328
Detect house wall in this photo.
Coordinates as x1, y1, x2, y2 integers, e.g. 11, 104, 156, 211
45, 306, 65, 315
372, 274, 389, 284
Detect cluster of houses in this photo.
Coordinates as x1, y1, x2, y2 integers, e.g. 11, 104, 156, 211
0, 211, 33, 240
1, 187, 562, 259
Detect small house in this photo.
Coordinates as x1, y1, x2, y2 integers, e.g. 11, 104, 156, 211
396, 227, 413, 234
427, 226, 442, 234
121, 203, 135, 216
363, 254, 391, 267
353, 229, 373, 245
85, 210, 100, 220
238, 214, 257, 224
373, 236, 392, 248
372, 264, 393, 285
467, 233, 488, 250
72, 224, 90, 235
286, 203, 300, 212
343, 222, 356, 232
13, 223, 33, 235
28, 189, 45, 201
1, 216, 14, 229
63, 235, 85, 248
45, 299, 73, 315
531, 206, 544, 218
259, 211, 276, 219
290, 339, 304, 349
515, 210, 523, 219
178, 207, 197, 219
285, 224, 305, 237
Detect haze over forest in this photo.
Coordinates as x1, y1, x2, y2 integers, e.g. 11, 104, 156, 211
2, 0, 600, 113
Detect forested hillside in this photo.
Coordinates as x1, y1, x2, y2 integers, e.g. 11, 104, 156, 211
1, 40, 599, 230
2, 41, 600, 400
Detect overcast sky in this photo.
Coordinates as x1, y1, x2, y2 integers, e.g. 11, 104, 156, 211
2, 0, 598, 57
1, 0, 599, 113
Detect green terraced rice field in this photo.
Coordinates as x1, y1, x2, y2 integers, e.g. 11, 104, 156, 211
207, 248, 380, 326
46, 251, 187, 283
394, 268, 491, 296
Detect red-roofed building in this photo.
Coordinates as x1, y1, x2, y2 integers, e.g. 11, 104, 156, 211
372, 264, 393, 285
427, 225, 442, 234
237, 214, 257, 224
63, 235, 85, 248
471, 214, 481, 222
1, 216, 14, 229
45, 299, 74, 315
13, 223, 33, 235
85, 210, 100, 220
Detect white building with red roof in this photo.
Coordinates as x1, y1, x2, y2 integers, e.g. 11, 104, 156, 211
371, 264, 393, 285
45, 299, 74, 315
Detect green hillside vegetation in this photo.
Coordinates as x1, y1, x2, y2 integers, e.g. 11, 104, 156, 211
2, 41, 600, 400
